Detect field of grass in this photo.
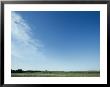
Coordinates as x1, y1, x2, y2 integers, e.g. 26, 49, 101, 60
11, 71, 100, 77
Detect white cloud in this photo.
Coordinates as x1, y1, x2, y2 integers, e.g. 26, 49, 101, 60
11, 12, 45, 70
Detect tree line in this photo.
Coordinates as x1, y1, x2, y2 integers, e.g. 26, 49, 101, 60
11, 69, 47, 73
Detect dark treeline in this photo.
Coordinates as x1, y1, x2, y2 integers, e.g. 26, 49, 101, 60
11, 69, 42, 73
11, 69, 66, 73
11, 69, 64, 73
11, 69, 100, 73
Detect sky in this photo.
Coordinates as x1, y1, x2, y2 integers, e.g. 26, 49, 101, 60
11, 11, 100, 71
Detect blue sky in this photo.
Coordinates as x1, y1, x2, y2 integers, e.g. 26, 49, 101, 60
11, 11, 100, 71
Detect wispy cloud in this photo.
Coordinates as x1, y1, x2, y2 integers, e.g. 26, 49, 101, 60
11, 12, 45, 70
11, 12, 99, 71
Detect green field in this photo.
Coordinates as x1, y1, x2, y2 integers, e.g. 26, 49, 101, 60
11, 71, 100, 77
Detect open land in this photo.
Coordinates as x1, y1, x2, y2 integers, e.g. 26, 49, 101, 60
11, 71, 100, 77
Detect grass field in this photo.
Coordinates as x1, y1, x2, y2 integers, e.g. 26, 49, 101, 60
11, 71, 100, 77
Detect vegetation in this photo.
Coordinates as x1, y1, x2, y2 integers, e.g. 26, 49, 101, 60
11, 69, 100, 77
11, 69, 23, 73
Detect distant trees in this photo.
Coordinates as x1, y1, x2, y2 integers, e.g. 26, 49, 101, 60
11, 69, 15, 73
11, 69, 42, 73
11, 69, 23, 73
17, 69, 23, 73
45, 70, 48, 72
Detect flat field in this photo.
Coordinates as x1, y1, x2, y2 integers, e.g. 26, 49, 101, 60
11, 71, 100, 77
